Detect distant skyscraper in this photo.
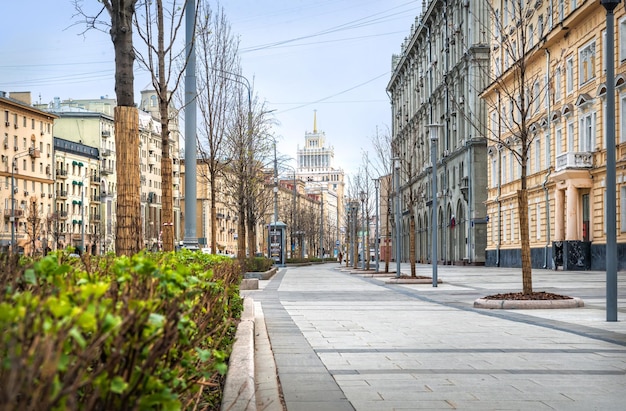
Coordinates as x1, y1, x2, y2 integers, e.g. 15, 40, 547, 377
296, 110, 345, 255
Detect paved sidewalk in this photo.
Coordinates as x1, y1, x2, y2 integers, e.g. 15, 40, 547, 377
243, 263, 626, 410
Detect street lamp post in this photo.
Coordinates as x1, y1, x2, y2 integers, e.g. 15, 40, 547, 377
360, 190, 366, 269
374, 178, 380, 273
393, 157, 401, 277
428, 124, 442, 287
352, 201, 358, 268
601, 0, 621, 321
184, 0, 198, 248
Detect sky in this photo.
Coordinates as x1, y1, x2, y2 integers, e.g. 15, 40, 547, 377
0, 0, 421, 176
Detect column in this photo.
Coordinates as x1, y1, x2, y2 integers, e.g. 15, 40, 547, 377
555, 188, 565, 241
565, 184, 578, 240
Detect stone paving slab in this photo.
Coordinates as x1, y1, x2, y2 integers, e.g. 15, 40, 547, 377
243, 263, 626, 410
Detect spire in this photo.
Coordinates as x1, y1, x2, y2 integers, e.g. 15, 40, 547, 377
313, 109, 317, 133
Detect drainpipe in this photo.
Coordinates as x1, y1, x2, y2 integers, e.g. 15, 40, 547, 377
496, 90, 502, 267
543, 48, 552, 269
542, 168, 552, 268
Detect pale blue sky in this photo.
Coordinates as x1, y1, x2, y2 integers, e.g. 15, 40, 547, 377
1, 0, 421, 175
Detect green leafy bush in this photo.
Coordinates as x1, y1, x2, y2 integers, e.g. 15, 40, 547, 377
0, 249, 242, 410
243, 257, 273, 273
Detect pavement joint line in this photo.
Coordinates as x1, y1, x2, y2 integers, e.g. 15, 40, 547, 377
329, 369, 626, 375
349, 271, 626, 348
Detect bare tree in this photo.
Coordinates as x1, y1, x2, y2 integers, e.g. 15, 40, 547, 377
133, 0, 197, 252
24, 197, 43, 256
472, 0, 552, 294
371, 126, 393, 273
195, 3, 239, 256
75, 0, 142, 256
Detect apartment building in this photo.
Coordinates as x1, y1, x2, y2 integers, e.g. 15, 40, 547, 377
0, 92, 57, 254
387, 0, 490, 265
47, 100, 116, 254
53, 137, 101, 253
484, 1, 626, 270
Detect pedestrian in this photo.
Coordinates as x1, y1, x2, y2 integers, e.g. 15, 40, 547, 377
338, 251, 343, 263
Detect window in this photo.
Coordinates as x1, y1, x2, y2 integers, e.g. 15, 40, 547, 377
579, 41, 596, 85
620, 94, 626, 143
579, 112, 596, 152
566, 57, 574, 95
554, 68, 562, 102
538, 15, 544, 38
555, 127, 563, 156
529, 24, 534, 48
535, 139, 541, 173
533, 80, 541, 114
558, 0, 564, 22
545, 132, 551, 167
502, 155, 507, 184
621, 186, 626, 233
567, 121, 575, 152
620, 18, 626, 62
510, 152, 515, 181
491, 158, 497, 187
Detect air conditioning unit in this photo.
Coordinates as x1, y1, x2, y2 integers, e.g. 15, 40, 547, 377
14, 124, 18, 129
40, 131, 44, 136
443, 150, 450, 157
48, 193, 53, 198
24, 191, 29, 196
3, 143, 7, 149
41, 193, 46, 198
13, 146, 18, 151
4, 121, 9, 127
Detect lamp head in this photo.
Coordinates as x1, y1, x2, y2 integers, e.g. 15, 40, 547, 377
600, 0, 622, 11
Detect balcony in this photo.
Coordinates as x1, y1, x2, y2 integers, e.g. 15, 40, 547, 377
90, 174, 101, 184
555, 152, 593, 172
101, 130, 111, 138
148, 154, 156, 166
101, 166, 114, 175
172, 176, 180, 185
56, 169, 68, 179
173, 189, 180, 198
148, 142, 157, 152
57, 190, 68, 199
58, 211, 68, 220
28, 147, 40, 159
91, 195, 101, 203
101, 148, 112, 157
4, 209, 24, 219
90, 213, 101, 222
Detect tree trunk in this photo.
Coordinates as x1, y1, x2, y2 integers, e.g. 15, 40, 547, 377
210, 175, 217, 254
160, 109, 174, 252
518, 189, 532, 294
409, 215, 416, 277
109, 0, 140, 256
114, 106, 142, 256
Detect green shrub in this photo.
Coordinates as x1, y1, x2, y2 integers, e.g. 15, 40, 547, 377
0, 249, 242, 410
243, 257, 273, 273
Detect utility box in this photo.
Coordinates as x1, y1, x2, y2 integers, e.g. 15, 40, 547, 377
268, 221, 287, 266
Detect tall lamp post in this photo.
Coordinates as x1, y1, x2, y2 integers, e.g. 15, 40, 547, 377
352, 201, 358, 268
393, 157, 401, 278
374, 178, 380, 273
359, 190, 366, 269
601, 0, 620, 322
428, 124, 442, 287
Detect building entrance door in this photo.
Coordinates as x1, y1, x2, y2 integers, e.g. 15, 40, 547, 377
582, 193, 590, 242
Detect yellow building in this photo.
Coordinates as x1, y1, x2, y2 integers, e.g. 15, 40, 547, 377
0, 92, 57, 254
484, 1, 626, 270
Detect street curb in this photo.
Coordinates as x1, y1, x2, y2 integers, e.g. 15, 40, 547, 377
221, 297, 256, 411
473, 297, 585, 309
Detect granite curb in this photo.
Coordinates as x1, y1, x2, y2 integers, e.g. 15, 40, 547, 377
221, 297, 256, 411
474, 296, 585, 309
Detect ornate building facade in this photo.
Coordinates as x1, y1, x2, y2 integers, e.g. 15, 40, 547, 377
387, 0, 490, 265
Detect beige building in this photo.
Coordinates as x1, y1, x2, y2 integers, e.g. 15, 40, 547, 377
483, 1, 626, 270
0, 92, 57, 254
